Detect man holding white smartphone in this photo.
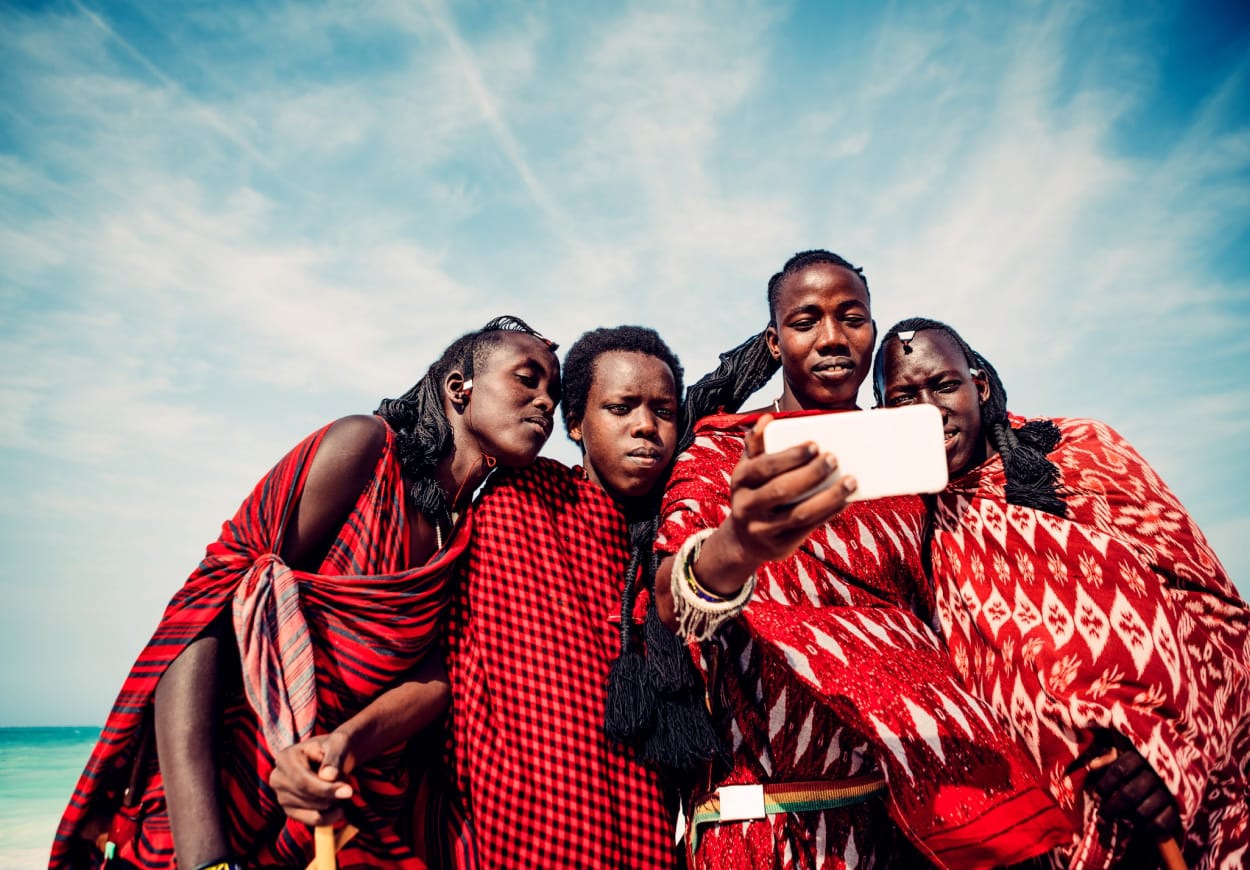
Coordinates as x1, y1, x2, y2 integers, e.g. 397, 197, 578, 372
651, 250, 1069, 869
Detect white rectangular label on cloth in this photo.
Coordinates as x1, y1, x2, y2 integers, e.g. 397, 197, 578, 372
717, 784, 767, 821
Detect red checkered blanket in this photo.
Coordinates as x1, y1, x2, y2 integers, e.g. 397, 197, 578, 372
930, 415, 1250, 868
655, 411, 1072, 869
51, 421, 465, 869
441, 458, 679, 868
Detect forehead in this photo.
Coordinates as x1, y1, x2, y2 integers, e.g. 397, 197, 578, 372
478, 331, 558, 371
776, 263, 870, 311
884, 330, 967, 377
590, 350, 677, 398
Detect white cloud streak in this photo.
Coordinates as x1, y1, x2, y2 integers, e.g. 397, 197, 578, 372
2, 0, 1247, 730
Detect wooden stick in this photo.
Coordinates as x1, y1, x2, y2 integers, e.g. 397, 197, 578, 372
305, 824, 359, 870
1086, 747, 1187, 870
314, 825, 337, 870
1158, 837, 1186, 870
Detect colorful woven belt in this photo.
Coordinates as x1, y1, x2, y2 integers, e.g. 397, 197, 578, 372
689, 773, 888, 853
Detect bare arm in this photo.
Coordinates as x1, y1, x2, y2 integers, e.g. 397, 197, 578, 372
154, 415, 390, 865
153, 615, 230, 868
656, 416, 857, 627
280, 415, 389, 571
269, 650, 451, 825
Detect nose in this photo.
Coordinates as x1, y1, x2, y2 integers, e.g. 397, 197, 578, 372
913, 388, 948, 419
816, 318, 848, 352
532, 391, 554, 415
631, 409, 659, 439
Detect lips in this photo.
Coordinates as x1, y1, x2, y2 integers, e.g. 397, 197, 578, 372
525, 415, 553, 437
811, 358, 857, 378
626, 447, 662, 464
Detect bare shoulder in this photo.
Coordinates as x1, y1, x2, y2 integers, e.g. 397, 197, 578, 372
279, 415, 389, 567
302, 415, 389, 500
317, 415, 389, 474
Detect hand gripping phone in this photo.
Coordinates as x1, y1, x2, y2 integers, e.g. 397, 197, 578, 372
761, 404, 949, 503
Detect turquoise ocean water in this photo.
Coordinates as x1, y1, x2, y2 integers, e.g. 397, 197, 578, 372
0, 727, 99, 870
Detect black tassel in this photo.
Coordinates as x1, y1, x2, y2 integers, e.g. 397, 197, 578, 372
604, 646, 656, 742
642, 691, 728, 771
643, 602, 694, 694
997, 420, 1068, 518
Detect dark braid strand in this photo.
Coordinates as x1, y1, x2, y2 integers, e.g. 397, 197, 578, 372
602, 328, 780, 769
873, 316, 1067, 517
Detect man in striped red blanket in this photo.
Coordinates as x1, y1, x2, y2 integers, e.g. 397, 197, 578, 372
51, 317, 560, 869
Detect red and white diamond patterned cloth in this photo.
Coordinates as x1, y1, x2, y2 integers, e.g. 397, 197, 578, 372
930, 415, 1250, 869
656, 411, 1071, 870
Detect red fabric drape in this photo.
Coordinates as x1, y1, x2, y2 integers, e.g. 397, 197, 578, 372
930, 415, 1250, 869
656, 411, 1072, 870
51, 422, 466, 869
441, 458, 679, 868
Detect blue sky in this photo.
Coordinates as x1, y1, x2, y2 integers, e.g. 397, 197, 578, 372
2, 0, 1248, 726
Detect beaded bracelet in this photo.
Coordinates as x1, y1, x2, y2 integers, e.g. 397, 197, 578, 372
671, 527, 755, 642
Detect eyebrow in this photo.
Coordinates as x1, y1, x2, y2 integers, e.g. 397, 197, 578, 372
889, 367, 967, 388
599, 391, 678, 403
783, 299, 868, 318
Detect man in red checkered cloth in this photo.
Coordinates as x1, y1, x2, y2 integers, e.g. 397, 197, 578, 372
876, 317, 1250, 869
51, 317, 560, 870
650, 251, 1071, 869
435, 327, 686, 868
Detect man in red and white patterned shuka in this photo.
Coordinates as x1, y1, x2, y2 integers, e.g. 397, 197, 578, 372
876, 317, 1250, 870
436, 327, 688, 868
651, 252, 1072, 869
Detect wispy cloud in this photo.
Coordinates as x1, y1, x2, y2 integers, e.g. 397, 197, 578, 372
2, 0, 1247, 728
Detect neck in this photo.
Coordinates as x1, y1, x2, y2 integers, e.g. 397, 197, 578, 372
952, 434, 996, 479
776, 384, 859, 413
434, 444, 492, 514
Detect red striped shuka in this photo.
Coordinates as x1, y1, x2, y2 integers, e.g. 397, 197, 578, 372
655, 411, 1074, 870
435, 458, 680, 869
50, 421, 467, 869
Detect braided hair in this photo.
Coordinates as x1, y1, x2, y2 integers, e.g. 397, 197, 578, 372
871, 317, 1067, 517
375, 315, 557, 527
603, 328, 781, 770
767, 249, 869, 324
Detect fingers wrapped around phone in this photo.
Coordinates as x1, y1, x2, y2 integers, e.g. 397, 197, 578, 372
728, 440, 855, 565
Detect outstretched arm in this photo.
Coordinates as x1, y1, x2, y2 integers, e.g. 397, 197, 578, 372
656, 415, 856, 627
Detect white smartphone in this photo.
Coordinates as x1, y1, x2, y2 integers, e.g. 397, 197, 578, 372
761, 404, 949, 503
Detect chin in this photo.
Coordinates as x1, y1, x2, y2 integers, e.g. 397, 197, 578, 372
494, 447, 542, 468
609, 476, 658, 501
